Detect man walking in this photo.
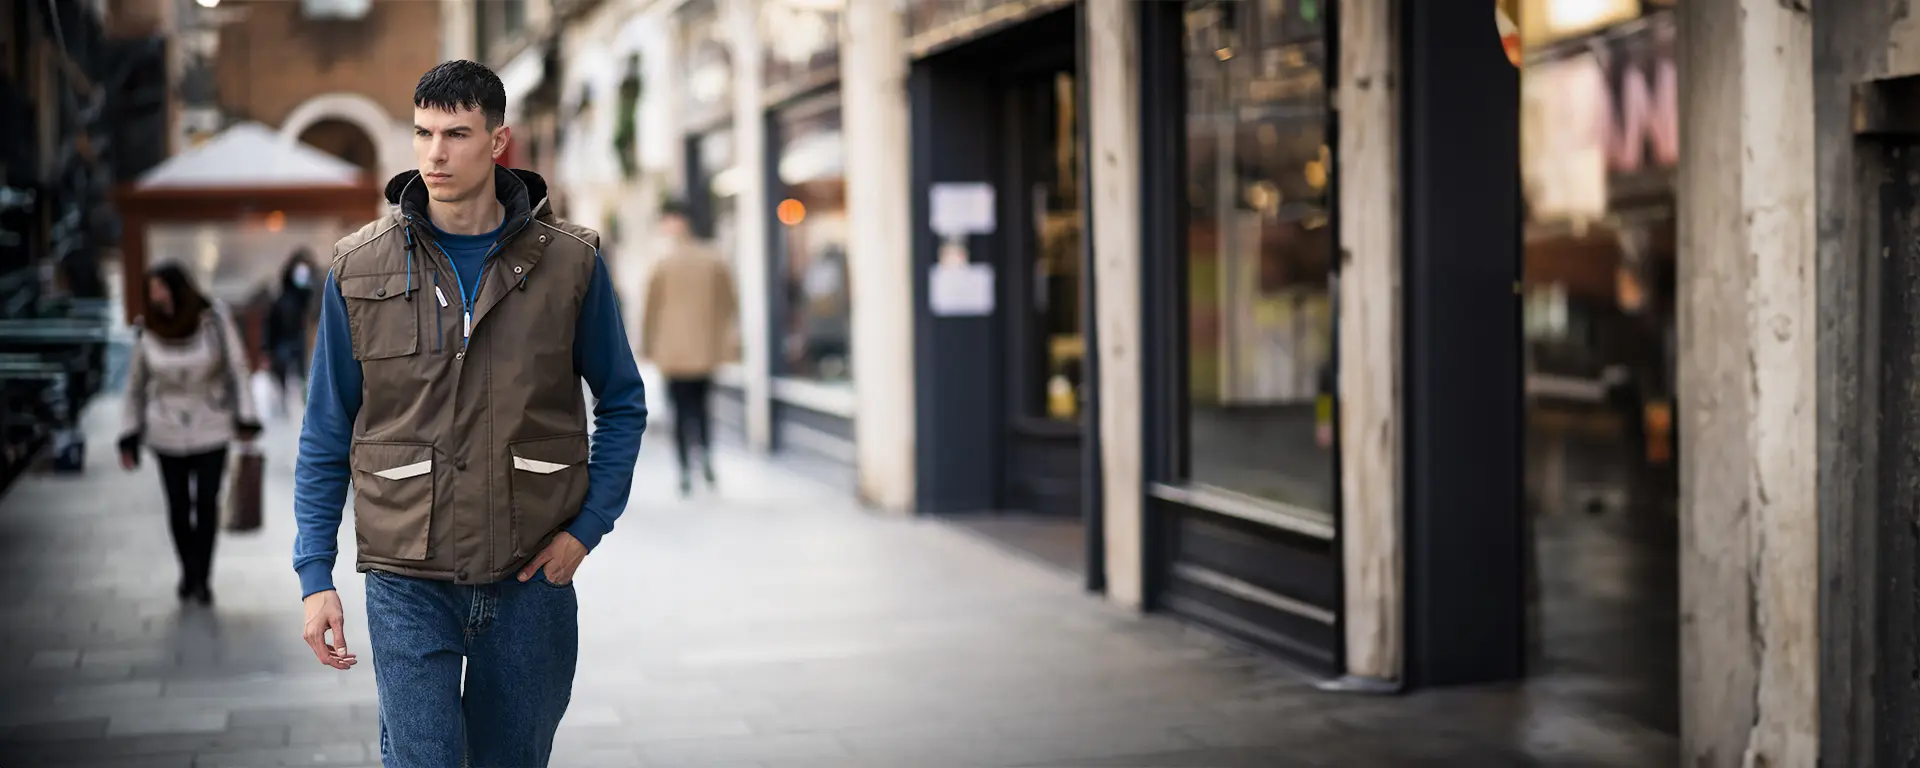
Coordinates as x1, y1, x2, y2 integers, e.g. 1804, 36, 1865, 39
291, 61, 647, 768
640, 200, 736, 496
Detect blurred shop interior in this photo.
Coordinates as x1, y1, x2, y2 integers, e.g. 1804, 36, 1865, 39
1513, 0, 1679, 736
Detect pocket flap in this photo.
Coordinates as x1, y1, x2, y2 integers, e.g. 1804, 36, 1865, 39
351, 441, 435, 479
509, 433, 589, 473
337, 272, 414, 302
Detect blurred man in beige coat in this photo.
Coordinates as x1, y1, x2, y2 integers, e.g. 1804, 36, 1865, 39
641, 200, 738, 495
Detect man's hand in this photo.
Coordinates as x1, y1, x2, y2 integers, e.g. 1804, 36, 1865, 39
302, 590, 358, 670
519, 531, 587, 585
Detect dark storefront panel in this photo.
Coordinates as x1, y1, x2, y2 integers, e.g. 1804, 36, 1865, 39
770, 399, 858, 491
709, 382, 748, 445
909, 6, 1083, 516
1155, 498, 1342, 667
1139, 0, 1344, 673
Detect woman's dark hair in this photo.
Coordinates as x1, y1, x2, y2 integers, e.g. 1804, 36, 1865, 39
143, 262, 211, 340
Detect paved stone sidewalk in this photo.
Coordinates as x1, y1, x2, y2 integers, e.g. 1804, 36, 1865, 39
0, 396, 1675, 767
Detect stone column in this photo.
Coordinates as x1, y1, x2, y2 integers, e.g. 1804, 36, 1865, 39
1674, 0, 1818, 764
1333, 0, 1402, 686
1085, 0, 1144, 608
440, 0, 476, 63
840, 0, 917, 511
725, 0, 774, 452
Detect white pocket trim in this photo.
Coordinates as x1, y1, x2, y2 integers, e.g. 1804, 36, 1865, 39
513, 456, 572, 475
372, 460, 433, 480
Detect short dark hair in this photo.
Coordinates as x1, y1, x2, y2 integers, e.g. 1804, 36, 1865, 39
414, 60, 507, 129
659, 198, 690, 219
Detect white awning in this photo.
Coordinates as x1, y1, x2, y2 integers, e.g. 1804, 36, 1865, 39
135, 121, 363, 190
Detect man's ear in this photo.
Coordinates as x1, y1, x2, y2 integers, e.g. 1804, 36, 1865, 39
491, 125, 512, 161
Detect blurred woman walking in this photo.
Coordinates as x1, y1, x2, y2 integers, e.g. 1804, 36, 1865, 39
117, 263, 261, 605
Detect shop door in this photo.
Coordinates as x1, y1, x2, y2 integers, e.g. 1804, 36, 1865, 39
998, 68, 1085, 519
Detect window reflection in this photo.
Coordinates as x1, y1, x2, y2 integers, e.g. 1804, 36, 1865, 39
1031, 72, 1083, 423
1182, 0, 1336, 512
772, 101, 850, 385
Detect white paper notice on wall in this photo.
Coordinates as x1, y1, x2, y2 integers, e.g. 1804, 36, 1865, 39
929, 182, 996, 236
929, 262, 995, 317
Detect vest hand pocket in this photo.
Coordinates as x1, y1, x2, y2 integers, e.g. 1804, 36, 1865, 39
350, 441, 435, 560
508, 433, 591, 555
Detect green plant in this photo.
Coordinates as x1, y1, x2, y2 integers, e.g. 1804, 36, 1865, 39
612, 53, 643, 180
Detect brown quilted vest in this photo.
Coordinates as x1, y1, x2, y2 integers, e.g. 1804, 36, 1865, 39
330, 167, 600, 584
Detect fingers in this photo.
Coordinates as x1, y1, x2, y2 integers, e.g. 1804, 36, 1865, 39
329, 615, 348, 655
303, 621, 331, 666
519, 549, 554, 581
326, 615, 357, 670
303, 612, 357, 670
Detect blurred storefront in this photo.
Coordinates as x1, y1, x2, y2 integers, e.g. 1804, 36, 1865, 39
1134, 0, 1344, 673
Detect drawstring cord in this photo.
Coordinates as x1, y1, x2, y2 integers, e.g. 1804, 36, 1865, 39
402, 223, 417, 301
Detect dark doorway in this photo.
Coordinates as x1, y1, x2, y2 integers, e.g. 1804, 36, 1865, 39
910, 7, 1087, 575
297, 119, 378, 174
998, 66, 1085, 522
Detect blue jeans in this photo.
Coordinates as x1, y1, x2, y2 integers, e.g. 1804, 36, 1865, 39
364, 568, 578, 768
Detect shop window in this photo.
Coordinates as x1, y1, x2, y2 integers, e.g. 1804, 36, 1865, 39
1180, 0, 1336, 512
771, 99, 849, 386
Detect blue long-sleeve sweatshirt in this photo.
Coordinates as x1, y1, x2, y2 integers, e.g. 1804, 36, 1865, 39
292, 220, 648, 599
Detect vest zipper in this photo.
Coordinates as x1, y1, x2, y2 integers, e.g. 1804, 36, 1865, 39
406, 213, 536, 351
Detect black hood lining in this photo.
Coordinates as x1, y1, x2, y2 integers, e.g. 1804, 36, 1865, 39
383, 165, 550, 222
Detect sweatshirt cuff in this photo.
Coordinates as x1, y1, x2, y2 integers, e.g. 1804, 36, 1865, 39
565, 517, 609, 552
297, 560, 337, 599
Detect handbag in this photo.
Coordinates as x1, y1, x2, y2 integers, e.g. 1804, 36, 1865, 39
208, 304, 264, 533
225, 440, 264, 533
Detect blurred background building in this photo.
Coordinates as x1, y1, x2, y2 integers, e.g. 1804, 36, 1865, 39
18, 0, 1918, 764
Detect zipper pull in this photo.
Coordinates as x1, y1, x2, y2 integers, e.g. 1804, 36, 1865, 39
464, 310, 472, 340
435, 286, 448, 307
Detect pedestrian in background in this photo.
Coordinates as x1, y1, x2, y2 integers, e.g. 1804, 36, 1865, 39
117, 262, 261, 605
263, 248, 318, 409
642, 199, 738, 496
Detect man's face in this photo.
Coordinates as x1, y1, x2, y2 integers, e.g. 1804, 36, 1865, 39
658, 213, 687, 239
413, 106, 508, 204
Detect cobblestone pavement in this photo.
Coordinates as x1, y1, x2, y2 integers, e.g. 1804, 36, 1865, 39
0, 396, 1677, 767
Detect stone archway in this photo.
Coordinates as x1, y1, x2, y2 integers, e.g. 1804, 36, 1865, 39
281, 92, 406, 178
297, 118, 379, 173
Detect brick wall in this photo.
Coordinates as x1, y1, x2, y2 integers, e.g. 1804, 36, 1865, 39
214, 0, 441, 128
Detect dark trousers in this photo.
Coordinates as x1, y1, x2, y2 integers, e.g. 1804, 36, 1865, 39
666, 377, 712, 478
157, 448, 227, 588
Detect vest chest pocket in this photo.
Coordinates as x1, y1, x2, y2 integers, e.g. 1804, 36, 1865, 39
508, 432, 590, 554
338, 273, 420, 361
350, 441, 435, 561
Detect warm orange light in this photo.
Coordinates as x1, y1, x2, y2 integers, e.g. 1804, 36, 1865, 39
1497, 7, 1521, 67
776, 198, 806, 226
264, 210, 286, 232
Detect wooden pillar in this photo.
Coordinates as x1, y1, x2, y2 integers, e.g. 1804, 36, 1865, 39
1675, 0, 1818, 764
1333, 0, 1401, 686
841, 0, 916, 511
1085, 0, 1145, 608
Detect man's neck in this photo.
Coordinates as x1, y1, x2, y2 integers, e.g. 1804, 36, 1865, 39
428, 180, 505, 236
